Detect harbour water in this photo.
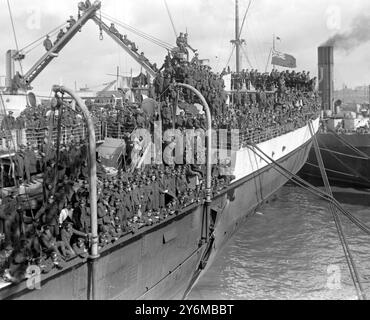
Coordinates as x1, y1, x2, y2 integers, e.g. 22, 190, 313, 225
188, 184, 370, 300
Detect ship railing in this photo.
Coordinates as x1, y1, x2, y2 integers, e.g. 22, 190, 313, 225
106, 123, 136, 140
0, 122, 104, 153
216, 120, 312, 151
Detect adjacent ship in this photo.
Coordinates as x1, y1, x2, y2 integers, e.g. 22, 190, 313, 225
0, 0, 320, 299
300, 46, 370, 188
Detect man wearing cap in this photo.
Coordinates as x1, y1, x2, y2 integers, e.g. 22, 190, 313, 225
67, 15, 76, 30
43, 35, 53, 52
40, 225, 67, 258
35, 195, 60, 237
191, 52, 200, 66
72, 238, 89, 259
73, 198, 89, 232
1, 111, 16, 130
109, 23, 119, 36
61, 222, 88, 258
55, 28, 65, 44
24, 144, 37, 183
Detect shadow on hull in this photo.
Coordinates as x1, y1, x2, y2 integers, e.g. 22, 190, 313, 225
300, 133, 370, 189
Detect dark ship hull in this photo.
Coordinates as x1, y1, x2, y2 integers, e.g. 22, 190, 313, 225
300, 133, 370, 188
0, 120, 318, 300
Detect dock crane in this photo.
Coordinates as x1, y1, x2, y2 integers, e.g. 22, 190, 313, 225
8, 0, 167, 94
13, 1, 102, 91
91, 15, 158, 79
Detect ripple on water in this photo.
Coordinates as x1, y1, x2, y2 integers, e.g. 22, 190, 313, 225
188, 186, 370, 300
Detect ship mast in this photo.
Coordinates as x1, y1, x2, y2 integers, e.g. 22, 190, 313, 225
231, 0, 246, 74
235, 0, 241, 73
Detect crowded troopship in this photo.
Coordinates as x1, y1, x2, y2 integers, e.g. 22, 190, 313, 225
0, 2, 321, 286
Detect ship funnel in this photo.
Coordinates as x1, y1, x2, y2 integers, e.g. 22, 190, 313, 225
318, 46, 334, 112
5, 50, 17, 89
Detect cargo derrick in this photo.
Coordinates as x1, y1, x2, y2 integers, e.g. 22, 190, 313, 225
10, 1, 102, 92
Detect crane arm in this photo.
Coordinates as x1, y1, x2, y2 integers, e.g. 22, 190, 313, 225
91, 15, 157, 79
21, 1, 102, 89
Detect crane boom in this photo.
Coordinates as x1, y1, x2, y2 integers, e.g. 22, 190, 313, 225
91, 16, 157, 79
21, 1, 102, 89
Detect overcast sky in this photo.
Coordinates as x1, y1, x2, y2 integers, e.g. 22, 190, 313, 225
1, 0, 370, 93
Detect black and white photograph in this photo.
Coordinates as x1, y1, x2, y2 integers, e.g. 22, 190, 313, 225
0, 0, 370, 303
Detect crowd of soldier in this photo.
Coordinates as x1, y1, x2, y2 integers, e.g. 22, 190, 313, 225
153, 50, 319, 145
1, 104, 84, 132
0, 152, 233, 283
108, 23, 158, 72
0, 41, 322, 283
226, 68, 317, 92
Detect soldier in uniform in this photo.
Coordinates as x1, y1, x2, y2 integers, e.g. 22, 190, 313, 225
39, 225, 67, 258
123, 184, 134, 218
25, 144, 37, 183
43, 35, 53, 52
109, 23, 119, 36
191, 53, 200, 66
35, 195, 60, 237
67, 15, 77, 30
158, 171, 168, 210
72, 237, 89, 259
55, 29, 65, 44
1, 111, 16, 130
97, 198, 109, 227
0, 196, 19, 246
15, 147, 25, 185
61, 221, 88, 258
20, 145, 32, 185
0, 244, 13, 275
176, 33, 185, 51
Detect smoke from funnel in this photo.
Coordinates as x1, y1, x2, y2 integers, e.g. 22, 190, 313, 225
323, 14, 370, 52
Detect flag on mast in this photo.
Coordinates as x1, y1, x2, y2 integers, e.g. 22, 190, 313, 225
271, 50, 296, 68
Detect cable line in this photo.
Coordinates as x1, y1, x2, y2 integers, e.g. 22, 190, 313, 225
100, 12, 174, 50
238, 0, 253, 38
19, 22, 68, 53
308, 121, 366, 301
225, 44, 236, 71
7, 0, 24, 76
164, 0, 178, 39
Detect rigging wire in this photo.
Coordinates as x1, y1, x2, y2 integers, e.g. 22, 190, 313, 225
100, 12, 174, 50
224, 44, 236, 71
164, 0, 178, 40
100, 13, 172, 50
308, 122, 366, 300
238, 0, 253, 39
19, 22, 68, 53
245, 20, 266, 70
241, 45, 253, 69
7, 0, 24, 76
24, 28, 62, 55
247, 139, 369, 301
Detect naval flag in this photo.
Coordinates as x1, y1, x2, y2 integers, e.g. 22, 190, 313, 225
271, 50, 297, 68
